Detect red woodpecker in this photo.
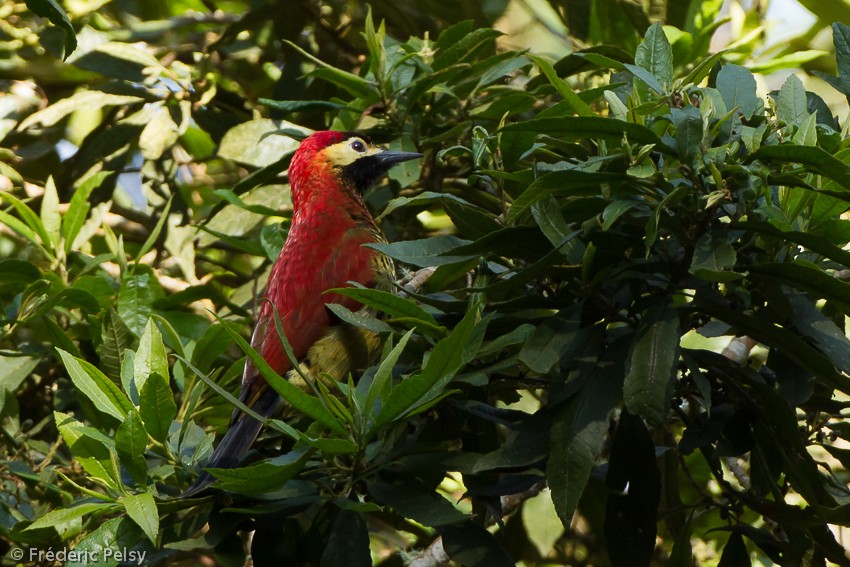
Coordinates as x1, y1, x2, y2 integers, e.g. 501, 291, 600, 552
185, 131, 421, 495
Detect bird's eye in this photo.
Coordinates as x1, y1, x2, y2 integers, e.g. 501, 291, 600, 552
350, 139, 367, 153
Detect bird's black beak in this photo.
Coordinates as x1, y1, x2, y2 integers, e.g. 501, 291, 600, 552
342, 149, 423, 193
373, 150, 423, 168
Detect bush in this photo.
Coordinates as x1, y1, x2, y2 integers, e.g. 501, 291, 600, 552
2, 1, 850, 565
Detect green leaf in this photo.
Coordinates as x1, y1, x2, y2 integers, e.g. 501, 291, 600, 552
366, 235, 474, 267
690, 227, 738, 281
54, 411, 118, 487
367, 481, 468, 526
634, 22, 673, 95
433, 28, 502, 70
134, 318, 169, 395
218, 118, 308, 168
442, 522, 516, 567
518, 313, 581, 374
0, 354, 39, 393
207, 450, 312, 494
115, 410, 148, 485
325, 303, 394, 334
528, 54, 594, 117
217, 319, 346, 436
786, 293, 850, 376
117, 270, 164, 337
671, 106, 703, 163
734, 220, 850, 268
284, 40, 377, 99
40, 177, 61, 249
0, 191, 53, 255
601, 200, 642, 231
214, 189, 283, 217
833, 22, 850, 97
139, 102, 180, 160
23, 0, 76, 57
604, 413, 661, 567
502, 116, 669, 146
623, 303, 680, 425
747, 261, 850, 316
320, 510, 371, 567
73, 42, 164, 82
506, 169, 626, 223
548, 344, 624, 526
139, 372, 176, 443
24, 502, 113, 531
57, 348, 133, 420
373, 305, 480, 430
135, 197, 171, 263
120, 492, 158, 543
752, 145, 850, 191
718, 533, 749, 567
326, 287, 440, 329
749, 50, 827, 74
777, 74, 808, 128
63, 172, 110, 253
365, 329, 414, 416
66, 517, 142, 567
699, 305, 850, 393
18, 92, 144, 130
98, 309, 133, 384
716, 63, 761, 120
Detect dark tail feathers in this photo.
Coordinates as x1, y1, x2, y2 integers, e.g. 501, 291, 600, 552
181, 387, 279, 498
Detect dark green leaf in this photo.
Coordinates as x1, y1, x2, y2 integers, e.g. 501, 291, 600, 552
117, 270, 164, 337
98, 309, 133, 383
833, 22, 850, 98
604, 413, 661, 567
217, 319, 346, 435
548, 343, 624, 526
207, 450, 312, 494
24, 0, 76, 57
634, 23, 673, 94
120, 493, 158, 543
506, 169, 627, 223
366, 235, 474, 267
777, 74, 808, 127
717, 63, 760, 119
139, 372, 176, 443
441, 522, 516, 567
718, 533, 749, 567
752, 144, 850, 191
326, 287, 440, 329
671, 106, 703, 163
367, 481, 468, 526
57, 348, 133, 420
320, 510, 371, 567
623, 303, 681, 425
115, 410, 148, 485
54, 411, 118, 487
373, 304, 480, 430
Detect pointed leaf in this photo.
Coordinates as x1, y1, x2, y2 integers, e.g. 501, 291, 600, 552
115, 410, 148, 485
139, 372, 176, 443
57, 348, 132, 420
120, 492, 158, 543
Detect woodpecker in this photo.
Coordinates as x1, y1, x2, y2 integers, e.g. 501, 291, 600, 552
185, 131, 421, 495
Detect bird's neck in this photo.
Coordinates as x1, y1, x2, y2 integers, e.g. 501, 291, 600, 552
294, 180, 377, 232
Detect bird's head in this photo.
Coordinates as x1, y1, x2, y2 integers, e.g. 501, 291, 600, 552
288, 131, 422, 210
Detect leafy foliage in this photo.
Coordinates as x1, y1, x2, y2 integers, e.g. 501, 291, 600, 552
2, 1, 850, 565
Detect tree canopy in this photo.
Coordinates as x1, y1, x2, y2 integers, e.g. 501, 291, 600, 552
2, 1, 850, 565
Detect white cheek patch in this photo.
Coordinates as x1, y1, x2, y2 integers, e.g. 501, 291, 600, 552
324, 139, 381, 166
